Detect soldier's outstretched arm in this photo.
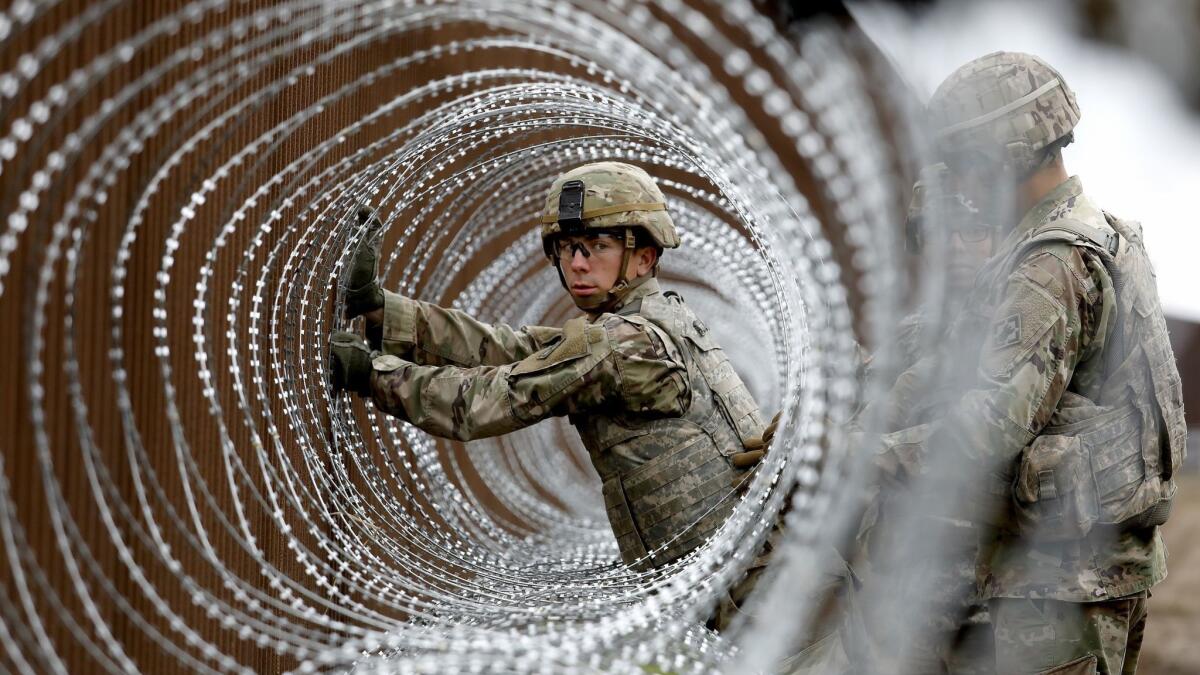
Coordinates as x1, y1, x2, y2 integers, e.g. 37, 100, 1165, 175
376, 290, 563, 367
343, 206, 558, 365
880, 245, 1111, 521
368, 315, 687, 441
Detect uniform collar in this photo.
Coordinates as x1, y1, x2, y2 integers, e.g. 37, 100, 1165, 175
1003, 175, 1083, 247
973, 176, 1086, 296
586, 276, 661, 319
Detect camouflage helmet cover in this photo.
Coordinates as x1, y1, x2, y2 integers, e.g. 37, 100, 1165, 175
927, 51, 1080, 175
908, 163, 979, 220
539, 162, 681, 250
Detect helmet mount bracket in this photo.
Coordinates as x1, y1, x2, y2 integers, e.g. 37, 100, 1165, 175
557, 179, 585, 235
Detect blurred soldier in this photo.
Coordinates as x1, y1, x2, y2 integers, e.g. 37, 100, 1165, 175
897, 163, 997, 366
881, 163, 1001, 427
328, 162, 767, 572
858, 166, 999, 675
728, 173, 1003, 671
877, 52, 1186, 674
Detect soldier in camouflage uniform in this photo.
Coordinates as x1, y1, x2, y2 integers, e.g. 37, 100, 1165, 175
856, 167, 999, 674
328, 162, 767, 572
720, 173, 1002, 669
875, 52, 1186, 674
880, 163, 1001, 427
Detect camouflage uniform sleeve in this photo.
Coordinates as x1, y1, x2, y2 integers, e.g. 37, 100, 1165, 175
883, 244, 1109, 520
851, 311, 930, 431
860, 354, 939, 432
379, 290, 562, 367
368, 315, 688, 441
893, 310, 927, 373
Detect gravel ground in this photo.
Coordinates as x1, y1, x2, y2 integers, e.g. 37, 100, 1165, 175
1139, 474, 1200, 674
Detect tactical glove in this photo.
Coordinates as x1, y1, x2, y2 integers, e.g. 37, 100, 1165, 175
329, 330, 375, 396
870, 432, 921, 489
730, 411, 782, 490
343, 206, 386, 320
731, 411, 781, 469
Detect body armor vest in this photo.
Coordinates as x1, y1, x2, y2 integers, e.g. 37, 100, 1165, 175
983, 214, 1187, 539
569, 291, 765, 570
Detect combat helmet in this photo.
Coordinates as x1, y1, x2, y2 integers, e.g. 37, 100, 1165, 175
927, 52, 1080, 177
540, 162, 680, 311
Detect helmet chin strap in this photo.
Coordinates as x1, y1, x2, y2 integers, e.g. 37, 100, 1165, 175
554, 229, 643, 314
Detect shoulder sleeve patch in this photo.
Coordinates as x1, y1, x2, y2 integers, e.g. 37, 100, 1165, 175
993, 314, 1022, 350
553, 316, 590, 359
980, 276, 1066, 379
510, 317, 606, 377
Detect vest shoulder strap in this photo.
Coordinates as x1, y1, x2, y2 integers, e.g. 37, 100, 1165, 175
1103, 211, 1144, 246
1027, 217, 1120, 257
637, 291, 691, 335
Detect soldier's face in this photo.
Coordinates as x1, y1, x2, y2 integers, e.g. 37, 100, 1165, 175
919, 187, 996, 293
558, 234, 656, 300
947, 225, 995, 293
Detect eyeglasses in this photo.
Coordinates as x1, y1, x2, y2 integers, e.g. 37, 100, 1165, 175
551, 232, 628, 264
946, 222, 994, 243
906, 212, 994, 252
940, 148, 1024, 183
923, 193, 994, 243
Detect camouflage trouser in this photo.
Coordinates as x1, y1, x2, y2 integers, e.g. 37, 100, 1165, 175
990, 592, 1148, 674
903, 613, 995, 675
858, 489, 994, 674
890, 546, 993, 674
707, 518, 785, 633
